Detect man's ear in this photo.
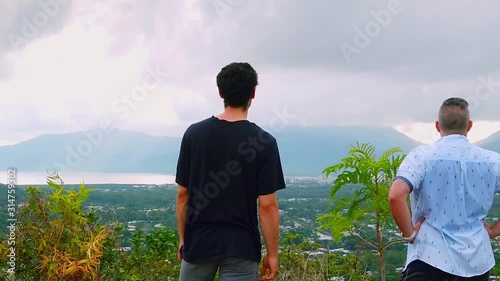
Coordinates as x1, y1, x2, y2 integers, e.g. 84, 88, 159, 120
435, 121, 441, 133
218, 88, 224, 99
251, 87, 256, 99
467, 120, 473, 132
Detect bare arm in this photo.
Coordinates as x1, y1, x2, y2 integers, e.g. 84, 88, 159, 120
388, 179, 414, 237
259, 193, 280, 255
484, 219, 500, 239
489, 166, 500, 238
176, 185, 188, 259
259, 192, 280, 280
388, 179, 425, 241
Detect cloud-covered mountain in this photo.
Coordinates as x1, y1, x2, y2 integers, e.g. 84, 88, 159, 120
0, 127, 427, 176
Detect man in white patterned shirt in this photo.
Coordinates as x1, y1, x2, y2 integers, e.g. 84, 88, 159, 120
389, 97, 500, 280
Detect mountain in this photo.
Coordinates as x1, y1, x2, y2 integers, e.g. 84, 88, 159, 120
273, 126, 422, 176
476, 131, 500, 152
0, 127, 423, 176
0, 129, 181, 174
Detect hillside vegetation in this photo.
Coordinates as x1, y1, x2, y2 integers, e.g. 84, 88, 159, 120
2, 142, 500, 280
0, 175, 370, 280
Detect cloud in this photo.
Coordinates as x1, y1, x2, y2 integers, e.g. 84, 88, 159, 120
395, 121, 500, 144
189, 0, 500, 80
0, 0, 73, 79
1, 0, 500, 145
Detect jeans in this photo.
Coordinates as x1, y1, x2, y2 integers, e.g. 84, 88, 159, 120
179, 257, 259, 281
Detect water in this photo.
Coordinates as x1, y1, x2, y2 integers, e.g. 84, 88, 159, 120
1, 171, 176, 185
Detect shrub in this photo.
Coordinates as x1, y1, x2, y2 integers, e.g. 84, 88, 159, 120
12, 174, 108, 280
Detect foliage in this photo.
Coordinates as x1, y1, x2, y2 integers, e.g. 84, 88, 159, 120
277, 232, 372, 281
101, 225, 180, 280
11, 174, 108, 280
0, 174, 180, 281
318, 143, 406, 281
4, 171, 500, 280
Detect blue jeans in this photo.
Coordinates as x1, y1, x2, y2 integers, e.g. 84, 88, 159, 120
179, 257, 258, 281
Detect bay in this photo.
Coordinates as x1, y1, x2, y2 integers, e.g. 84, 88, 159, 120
1, 171, 176, 185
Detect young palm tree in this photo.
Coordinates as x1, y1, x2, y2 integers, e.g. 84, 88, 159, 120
318, 143, 406, 281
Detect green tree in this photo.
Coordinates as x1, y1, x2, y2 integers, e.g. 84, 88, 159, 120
318, 143, 406, 281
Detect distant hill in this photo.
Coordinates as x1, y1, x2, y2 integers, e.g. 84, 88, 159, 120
0, 127, 423, 176
0, 130, 181, 174
477, 131, 500, 153
272, 126, 422, 176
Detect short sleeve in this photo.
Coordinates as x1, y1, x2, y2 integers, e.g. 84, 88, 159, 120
495, 154, 500, 193
257, 141, 286, 196
396, 147, 426, 192
175, 132, 190, 188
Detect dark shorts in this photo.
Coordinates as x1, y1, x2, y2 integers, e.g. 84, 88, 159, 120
401, 260, 489, 281
179, 257, 258, 281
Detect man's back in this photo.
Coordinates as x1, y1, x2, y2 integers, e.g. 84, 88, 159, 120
176, 62, 283, 281
398, 134, 500, 276
176, 116, 285, 263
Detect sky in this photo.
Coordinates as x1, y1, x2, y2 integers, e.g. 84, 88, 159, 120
1, 0, 500, 146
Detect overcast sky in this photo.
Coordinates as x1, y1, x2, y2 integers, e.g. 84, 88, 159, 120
1, 0, 500, 145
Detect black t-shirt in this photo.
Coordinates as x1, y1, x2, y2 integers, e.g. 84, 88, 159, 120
176, 116, 286, 263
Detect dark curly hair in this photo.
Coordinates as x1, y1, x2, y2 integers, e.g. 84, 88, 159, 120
216, 62, 258, 108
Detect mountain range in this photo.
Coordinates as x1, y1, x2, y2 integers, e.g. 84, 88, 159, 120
1, 127, 499, 176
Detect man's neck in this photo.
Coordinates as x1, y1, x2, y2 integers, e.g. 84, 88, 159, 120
217, 106, 248, 122
441, 132, 468, 138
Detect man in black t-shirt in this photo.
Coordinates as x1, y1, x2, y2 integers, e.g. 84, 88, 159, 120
176, 62, 286, 281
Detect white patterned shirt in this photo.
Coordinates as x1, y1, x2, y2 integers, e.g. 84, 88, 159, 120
397, 134, 500, 277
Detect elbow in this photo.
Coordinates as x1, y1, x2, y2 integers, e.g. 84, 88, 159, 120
388, 193, 397, 205
176, 185, 189, 203
258, 193, 279, 213
388, 190, 400, 210
176, 192, 189, 205
388, 191, 406, 210
177, 192, 187, 200
259, 201, 279, 215
388, 180, 410, 207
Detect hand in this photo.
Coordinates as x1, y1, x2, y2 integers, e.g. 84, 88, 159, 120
261, 255, 278, 281
484, 220, 495, 239
177, 243, 183, 261
409, 216, 425, 244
